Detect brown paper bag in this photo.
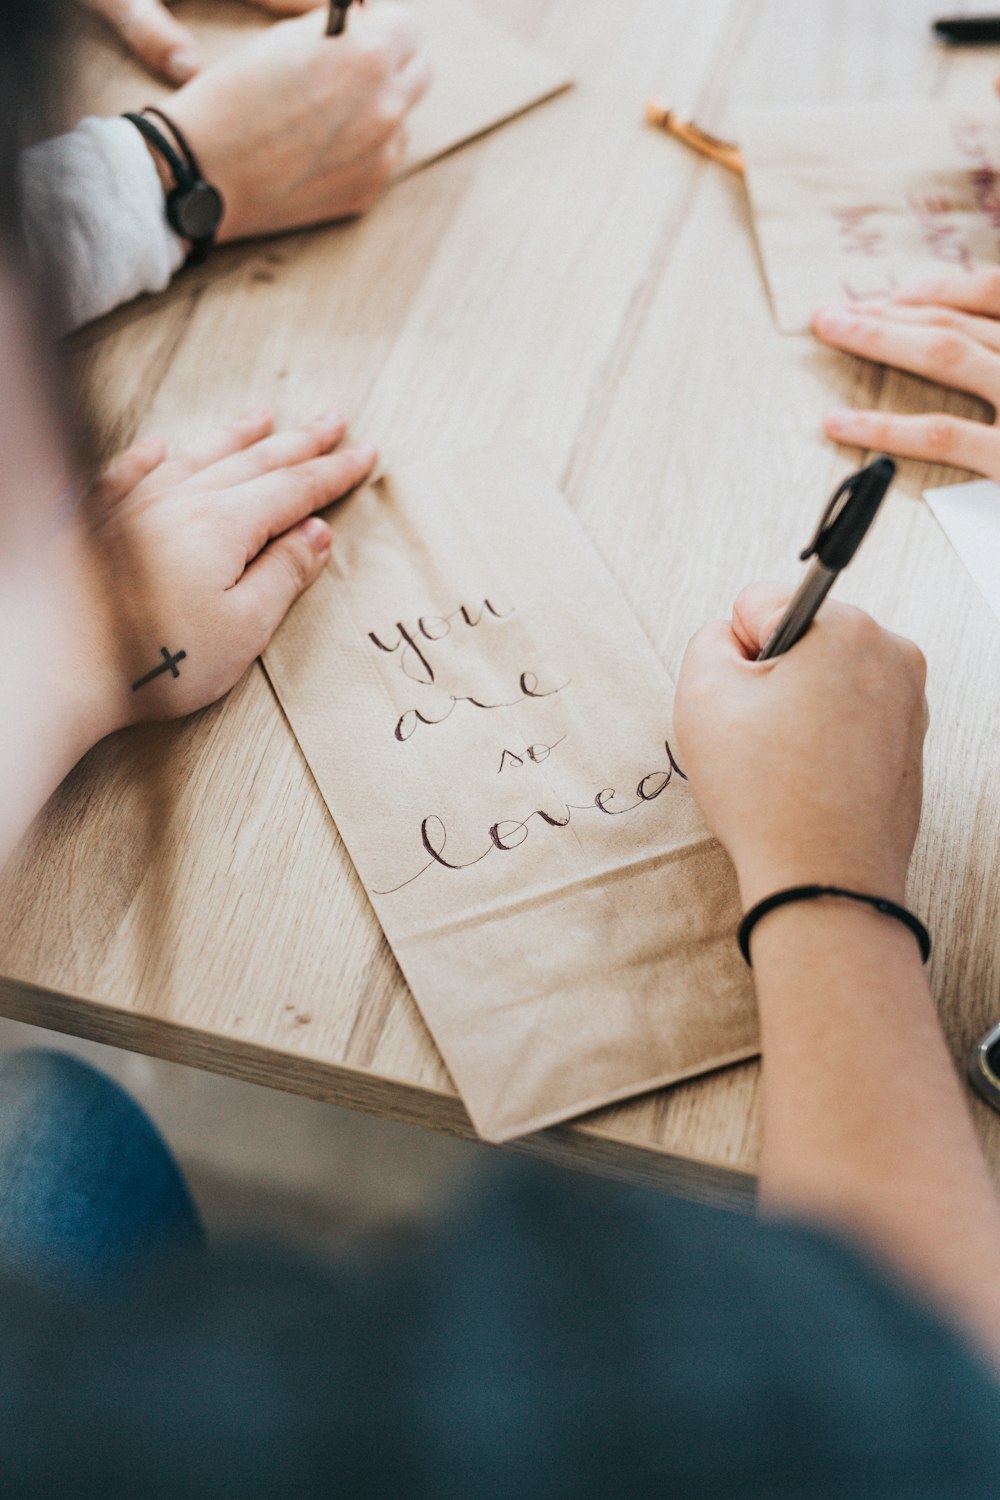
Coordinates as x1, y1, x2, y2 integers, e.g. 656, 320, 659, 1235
739, 102, 1000, 333
263, 447, 757, 1142
72, 0, 571, 183
397, 0, 571, 177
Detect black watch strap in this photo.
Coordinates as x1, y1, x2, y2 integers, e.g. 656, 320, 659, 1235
124, 109, 224, 264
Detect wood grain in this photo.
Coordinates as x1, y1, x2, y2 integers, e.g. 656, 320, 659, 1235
2, 0, 998, 1191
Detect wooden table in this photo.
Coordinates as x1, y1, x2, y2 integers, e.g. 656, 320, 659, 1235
2, 0, 998, 1203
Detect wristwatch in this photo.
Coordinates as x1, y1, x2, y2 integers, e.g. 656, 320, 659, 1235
123, 107, 224, 263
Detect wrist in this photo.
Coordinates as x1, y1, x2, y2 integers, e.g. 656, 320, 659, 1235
734, 851, 910, 912
140, 133, 174, 198
125, 107, 225, 256
136, 130, 193, 252
747, 891, 929, 974
59, 532, 134, 758
162, 95, 239, 243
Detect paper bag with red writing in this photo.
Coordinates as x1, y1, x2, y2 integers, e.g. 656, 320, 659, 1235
739, 102, 1000, 333
263, 446, 756, 1142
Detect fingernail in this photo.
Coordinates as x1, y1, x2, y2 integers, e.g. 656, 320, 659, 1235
316, 411, 345, 428
826, 407, 861, 436
165, 46, 201, 84
244, 405, 271, 425
302, 517, 331, 552
352, 443, 378, 465
814, 307, 853, 336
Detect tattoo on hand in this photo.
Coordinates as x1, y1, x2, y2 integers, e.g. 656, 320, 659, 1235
131, 646, 187, 692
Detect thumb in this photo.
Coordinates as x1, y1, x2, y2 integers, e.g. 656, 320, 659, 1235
233, 516, 331, 645
104, 0, 202, 84
731, 581, 793, 659
88, 434, 167, 512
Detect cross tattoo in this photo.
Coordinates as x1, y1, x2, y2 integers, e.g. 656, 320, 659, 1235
131, 646, 188, 692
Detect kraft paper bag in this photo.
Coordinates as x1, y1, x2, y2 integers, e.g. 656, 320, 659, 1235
397, 0, 571, 178
74, 0, 571, 184
739, 102, 1000, 333
263, 447, 757, 1142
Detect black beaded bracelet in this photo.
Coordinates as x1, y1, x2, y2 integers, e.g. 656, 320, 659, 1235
737, 885, 931, 966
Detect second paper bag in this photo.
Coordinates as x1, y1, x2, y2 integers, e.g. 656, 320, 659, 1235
740, 102, 1000, 333
263, 447, 757, 1141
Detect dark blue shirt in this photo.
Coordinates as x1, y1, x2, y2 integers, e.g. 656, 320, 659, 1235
0, 1160, 998, 1498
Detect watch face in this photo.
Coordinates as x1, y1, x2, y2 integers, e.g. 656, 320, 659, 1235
174, 183, 224, 241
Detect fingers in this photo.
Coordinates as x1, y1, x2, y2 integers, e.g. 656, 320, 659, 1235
231, 516, 332, 647
731, 582, 794, 658
893, 267, 1000, 318
389, 124, 409, 166
351, 0, 422, 70
391, 49, 433, 114
193, 412, 346, 490
84, 0, 202, 84
824, 407, 999, 475
677, 585, 794, 679
89, 434, 167, 509
854, 300, 1000, 356
674, 619, 743, 710
154, 408, 275, 486
812, 305, 1000, 408
885, 629, 929, 694
230, 442, 377, 556
815, 295, 1000, 475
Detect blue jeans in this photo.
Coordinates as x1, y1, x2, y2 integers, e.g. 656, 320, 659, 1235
0, 1049, 202, 1287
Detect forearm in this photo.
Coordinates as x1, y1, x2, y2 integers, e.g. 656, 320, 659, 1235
751, 895, 1000, 1364
0, 570, 110, 865
18, 118, 184, 334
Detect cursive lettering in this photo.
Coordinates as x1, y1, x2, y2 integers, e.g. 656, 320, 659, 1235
908, 191, 973, 271
373, 740, 688, 895
497, 737, 567, 773
369, 598, 514, 686
834, 204, 885, 259
394, 674, 570, 742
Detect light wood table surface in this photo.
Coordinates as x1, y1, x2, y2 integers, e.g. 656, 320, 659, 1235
2, 0, 999, 1203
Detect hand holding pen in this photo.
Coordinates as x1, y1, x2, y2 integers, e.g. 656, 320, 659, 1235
327, 0, 362, 36
153, 3, 427, 242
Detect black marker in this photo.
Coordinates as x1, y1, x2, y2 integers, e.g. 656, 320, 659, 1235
933, 15, 1000, 43
327, 0, 360, 36
757, 457, 895, 660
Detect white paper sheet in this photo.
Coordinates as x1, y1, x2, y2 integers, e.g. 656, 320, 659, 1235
924, 478, 1000, 623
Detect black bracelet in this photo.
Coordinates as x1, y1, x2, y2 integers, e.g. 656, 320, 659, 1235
123, 108, 224, 264
737, 885, 931, 966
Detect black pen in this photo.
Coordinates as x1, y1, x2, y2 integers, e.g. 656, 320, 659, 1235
933, 15, 1000, 43
757, 457, 895, 660
327, 0, 360, 37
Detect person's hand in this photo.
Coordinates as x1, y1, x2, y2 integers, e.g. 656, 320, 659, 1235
160, 4, 430, 239
812, 270, 1000, 480
79, 0, 318, 86
674, 584, 928, 909
65, 408, 375, 746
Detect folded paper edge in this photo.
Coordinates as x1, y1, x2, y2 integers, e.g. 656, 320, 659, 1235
474, 1042, 760, 1144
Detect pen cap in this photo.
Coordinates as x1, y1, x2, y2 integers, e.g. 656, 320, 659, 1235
811, 456, 894, 571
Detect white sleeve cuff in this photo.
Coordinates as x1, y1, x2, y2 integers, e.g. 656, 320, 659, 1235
19, 116, 187, 335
